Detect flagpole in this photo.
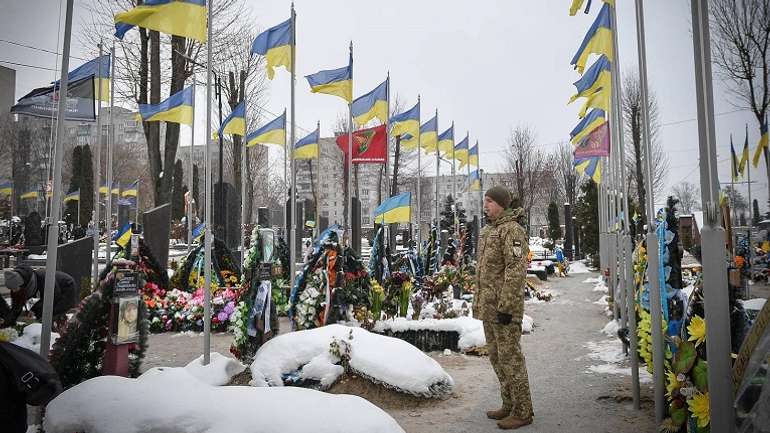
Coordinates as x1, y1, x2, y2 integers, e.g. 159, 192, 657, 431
731, 135, 737, 257
416, 95, 421, 250
92, 42, 103, 285
188, 77, 196, 256
347, 41, 354, 247
385, 73, 391, 248
40, 0, 73, 360
289, 4, 297, 293
451, 122, 456, 235
477, 141, 482, 236
746, 124, 754, 297
106, 43, 116, 263
435, 109, 439, 227
203, 0, 214, 366
135, 181, 139, 227
241, 87, 248, 265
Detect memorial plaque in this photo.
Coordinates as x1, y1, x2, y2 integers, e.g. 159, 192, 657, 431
113, 269, 139, 297
142, 203, 171, 268
258, 262, 272, 281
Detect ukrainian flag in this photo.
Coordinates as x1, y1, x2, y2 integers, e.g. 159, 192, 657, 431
114, 0, 207, 42
570, 0, 615, 16
112, 182, 121, 196
20, 190, 39, 200
571, 3, 614, 74
468, 143, 479, 167
305, 57, 353, 102
122, 180, 139, 198
0, 180, 12, 195
455, 134, 470, 167
99, 182, 117, 195
391, 101, 419, 139
352, 79, 388, 126
469, 170, 481, 191
420, 114, 438, 153
218, 101, 246, 137
731, 137, 740, 181
739, 125, 750, 175
578, 87, 610, 119
246, 111, 286, 147
373, 192, 411, 224
753, 118, 769, 167
570, 109, 606, 145
60, 54, 111, 103
138, 86, 194, 125
570, 55, 611, 102
438, 124, 454, 156
251, 18, 293, 80
400, 133, 418, 152
64, 190, 80, 203
574, 157, 602, 184
113, 223, 132, 248
192, 223, 205, 241
293, 125, 319, 160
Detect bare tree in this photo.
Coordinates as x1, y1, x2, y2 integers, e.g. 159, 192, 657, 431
622, 73, 669, 226
711, 0, 770, 203
546, 141, 581, 209
504, 125, 547, 231
671, 181, 701, 215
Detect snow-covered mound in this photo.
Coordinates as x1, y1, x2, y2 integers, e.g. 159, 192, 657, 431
600, 320, 619, 338
250, 324, 454, 398
45, 356, 404, 433
11, 323, 59, 352
373, 315, 534, 352
569, 261, 591, 274
183, 352, 246, 386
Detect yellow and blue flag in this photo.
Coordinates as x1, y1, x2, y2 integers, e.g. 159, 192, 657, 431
113, 223, 132, 248
352, 79, 388, 126
246, 111, 286, 147
64, 190, 80, 203
400, 132, 418, 152
218, 101, 246, 137
192, 223, 205, 241
20, 190, 39, 200
138, 86, 194, 125
293, 125, 319, 160
574, 157, 602, 184
571, 3, 614, 74
251, 18, 293, 80
739, 124, 750, 175
305, 56, 353, 102
570, 109, 606, 144
99, 182, 119, 195
468, 143, 479, 167
114, 0, 207, 42
420, 114, 438, 153
570, 0, 615, 16
469, 170, 481, 191
731, 136, 740, 181
59, 55, 111, 103
391, 101, 419, 139
0, 180, 12, 195
122, 180, 139, 198
455, 134, 470, 167
753, 117, 769, 167
438, 124, 454, 156
578, 87, 610, 119
570, 55, 611, 102
373, 192, 411, 224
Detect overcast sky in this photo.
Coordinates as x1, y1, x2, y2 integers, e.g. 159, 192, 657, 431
0, 0, 765, 212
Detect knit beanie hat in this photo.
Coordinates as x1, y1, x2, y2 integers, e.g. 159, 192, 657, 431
485, 186, 512, 209
4, 269, 24, 291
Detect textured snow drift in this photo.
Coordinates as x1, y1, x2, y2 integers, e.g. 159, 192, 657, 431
569, 261, 591, 274
45, 353, 404, 433
250, 324, 454, 398
11, 323, 59, 353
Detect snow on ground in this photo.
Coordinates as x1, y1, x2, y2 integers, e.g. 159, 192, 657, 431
741, 298, 767, 311
593, 295, 609, 306
183, 352, 246, 386
583, 276, 602, 284
10, 323, 59, 352
569, 261, 591, 274
600, 320, 620, 338
250, 324, 454, 398
372, 314, 535, 352
581, 339, 652, 384
45, 360, 404, 433
592, 280, 608, 293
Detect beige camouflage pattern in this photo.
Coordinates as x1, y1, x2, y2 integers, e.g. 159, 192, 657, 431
475, 207, 533, 420
473, 208, 529, 323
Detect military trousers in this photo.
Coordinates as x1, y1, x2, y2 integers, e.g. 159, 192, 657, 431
484, 320, 534, 420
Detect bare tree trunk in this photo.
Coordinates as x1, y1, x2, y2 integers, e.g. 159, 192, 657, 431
159, 35, 188, 206
147, 30, 162, 205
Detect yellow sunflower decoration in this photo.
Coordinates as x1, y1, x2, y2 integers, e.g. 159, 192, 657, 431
665, 370, 681, 398
687, 315, 706, 347
688, 391, 710, 428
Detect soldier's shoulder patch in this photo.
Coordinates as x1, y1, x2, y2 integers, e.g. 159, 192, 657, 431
513, 240, 522, 246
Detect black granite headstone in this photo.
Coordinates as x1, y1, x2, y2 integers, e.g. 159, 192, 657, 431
24, 211, 43, 246
57, 236, 94, 294
257, 207, 270, 227
142, 203, 171, 269
118, 204, 131, 229
352, 197, 361, 254
319, 216, 329, 233
214, 182, 240, 251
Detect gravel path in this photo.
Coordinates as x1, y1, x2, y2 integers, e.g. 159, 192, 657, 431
141, 271, 655, 432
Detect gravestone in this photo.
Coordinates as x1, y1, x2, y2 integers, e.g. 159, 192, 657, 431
142, 203, 171, 269
24, 211, 43, 247
257, 207, 270, 227
319, 216, 329, 233
118, 204, 131, 229
352, 197, 361, 254
214, 182, 240, 251
58, 236, 95, 294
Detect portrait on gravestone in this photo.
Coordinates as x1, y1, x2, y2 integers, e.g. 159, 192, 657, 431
113, 296, 139, 344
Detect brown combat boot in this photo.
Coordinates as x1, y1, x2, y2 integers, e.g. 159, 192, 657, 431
497, 414, 532, 430
486, 408, 510, 420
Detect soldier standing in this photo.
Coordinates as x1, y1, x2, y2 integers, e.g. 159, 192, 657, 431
473, 186, 533, 430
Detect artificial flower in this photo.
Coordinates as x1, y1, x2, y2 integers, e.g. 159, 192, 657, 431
687, 315, 706, 347
688, 391, 710, 428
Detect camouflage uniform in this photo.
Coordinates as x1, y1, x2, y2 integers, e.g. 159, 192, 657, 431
474, 208, 533, 420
